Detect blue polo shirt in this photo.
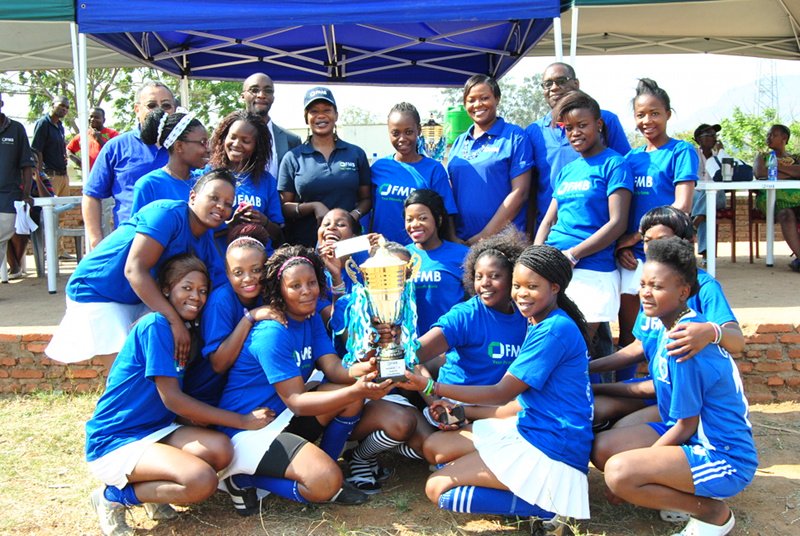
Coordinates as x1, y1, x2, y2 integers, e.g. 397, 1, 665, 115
278, 138, 370, 247
370, 155, 457, 245
31, 115, 67, 174
545, 148, 634, 272
131, 167, 195, 215
66, 199, 226, 304
526, 109, 630, 226
84, 128, 169, 226
407, 241, 469, 335
447, 117, 533, 240
625, 138, 698, 260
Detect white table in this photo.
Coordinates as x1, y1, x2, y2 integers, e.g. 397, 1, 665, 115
33, 195, 83, 294
698, 180, 800, 277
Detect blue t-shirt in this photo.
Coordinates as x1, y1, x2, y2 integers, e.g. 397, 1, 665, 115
635, 268, 737, 361
649, 311, 757, 471
131, 167, 195, 215
508, 308, 593, 473
546, 148, 634, 272
217, 315, 336, 437
625, 138, 698, 260
407, 241, 469, 335
66, 200, 226, 304
447, 117, 533, 240
527, 110, 630, 226
84, 128, 169, 226
434, 296, 527, 386
370, 156, 457, 245
278, 138, 370, 247
85, 313, 182, 461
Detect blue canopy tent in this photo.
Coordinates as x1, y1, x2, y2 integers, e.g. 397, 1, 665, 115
76, 0, 561, 86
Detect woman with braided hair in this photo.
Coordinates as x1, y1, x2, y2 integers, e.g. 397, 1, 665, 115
131, 108, 208, 213
403, 245, 593, 523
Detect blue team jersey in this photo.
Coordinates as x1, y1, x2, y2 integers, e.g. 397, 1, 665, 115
546, 148, 634, 272
447, 117, 533, 240
66, 200, 226, 304
625, 138, 698, 259
635, 268, 737, 360
434, 296, 527, 386
407, 241, 469, 335
370, 156, 457, 245
527, 110, 631, 225
217, 315, 336, 437
85, 313, 182, 461
508, 308, 593, 473
649, 311, 757, 470
131, 167, 195, 215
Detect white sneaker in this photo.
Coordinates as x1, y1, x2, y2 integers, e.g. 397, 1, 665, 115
90, 488, 132, 536
671, 511, 735, 536
143, 502, 178, 520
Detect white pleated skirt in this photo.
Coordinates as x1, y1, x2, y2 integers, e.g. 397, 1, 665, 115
566, 268, 620, 323
473, 417, 590, 519
45, 298, 149, 363
618, 259, 644, 296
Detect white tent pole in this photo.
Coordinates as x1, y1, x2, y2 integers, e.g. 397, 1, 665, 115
570, 7, 579, 65
553, 17, 563, 61
70, 23, 91, 251
180, 55, 190, 108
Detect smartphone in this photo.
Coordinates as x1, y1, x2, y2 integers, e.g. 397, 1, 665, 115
435, 404, 466, 426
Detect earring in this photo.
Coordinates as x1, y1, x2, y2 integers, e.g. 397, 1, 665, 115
164, 293, 170, 298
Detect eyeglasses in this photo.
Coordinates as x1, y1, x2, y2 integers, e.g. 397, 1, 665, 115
182, 139, 210, 148
697, 132, 717, 138
540, 76, 575, 89
246, 87, 275, 96
144, 102, 174, 111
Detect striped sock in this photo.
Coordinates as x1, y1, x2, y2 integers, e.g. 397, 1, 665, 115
391, 443, 423, 460
319, 414, 361, 460
350, 431, 403, 482
437, 486, 554, 518
233, 474, 308, 504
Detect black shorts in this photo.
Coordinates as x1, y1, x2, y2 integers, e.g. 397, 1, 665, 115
254, 416, 325, 478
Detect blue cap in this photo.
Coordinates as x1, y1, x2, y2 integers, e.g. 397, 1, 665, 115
303, 86, 336, 110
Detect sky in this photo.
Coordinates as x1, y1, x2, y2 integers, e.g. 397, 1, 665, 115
5, 53, 800, 138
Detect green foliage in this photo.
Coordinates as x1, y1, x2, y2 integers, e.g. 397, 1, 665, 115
187, 79, 242, 130
440, 74, 549, 127
338, 105, 380, 125
718, 107, 800, 163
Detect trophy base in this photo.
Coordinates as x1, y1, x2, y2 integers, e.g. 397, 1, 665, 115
375, 343, 407, 383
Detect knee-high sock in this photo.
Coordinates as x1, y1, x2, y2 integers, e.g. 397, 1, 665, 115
391, 443, 423, 460
438, 486, 554, 519
319, 414, 360, 460
231, 474, 308, 504
104, 484, 141, 507
350, 430, 403, 481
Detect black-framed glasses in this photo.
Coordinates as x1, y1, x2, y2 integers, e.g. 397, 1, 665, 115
145, 102, 174, 111
540, 76, 574, 89
246, 87, 275, 96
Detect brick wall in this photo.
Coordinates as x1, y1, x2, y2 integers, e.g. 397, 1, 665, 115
715, 192, 784, 244
1, 323, 798, 401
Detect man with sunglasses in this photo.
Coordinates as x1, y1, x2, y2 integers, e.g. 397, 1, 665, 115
526, 62, 631, 233
82, 82, 176, 247
241, 72, 300, 180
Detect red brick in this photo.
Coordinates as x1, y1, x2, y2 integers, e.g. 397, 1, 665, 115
67, 368, 99, 379
18, 357, 34, 365
745, 350, 761, 359
39, 357, 65, 366
0, 334, 20, 342
0, 357, 16, 366
25, 343, 48, 353
10, 369, 44, 379
766, 349, 783, 360
0, 369, 8, 378
755, 362, 793, 372
767, 376, 785, 386
756, 324, 794, 334
737, 362, 754, 374
745, 334, 776, 344
21, 333, 53, 342
786, 377, 800, 387
789, 349, 800, 359
778, 333, 800, 344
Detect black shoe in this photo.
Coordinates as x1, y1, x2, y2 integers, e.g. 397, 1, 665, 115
330, 481, 369, 505
222, 477, 259, 516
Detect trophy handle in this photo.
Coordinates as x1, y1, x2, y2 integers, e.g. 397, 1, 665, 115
407, 253, 422, 280
344, 257, 360, 284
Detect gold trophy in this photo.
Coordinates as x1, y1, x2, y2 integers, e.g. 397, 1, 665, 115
346, 238, 420, 382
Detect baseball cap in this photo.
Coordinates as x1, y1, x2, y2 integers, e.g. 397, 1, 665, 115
303, 86, 336, 110
693, 123, 721, 139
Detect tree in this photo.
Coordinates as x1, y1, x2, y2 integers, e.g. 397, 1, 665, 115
439, 74, 549, 127
718, 107, 800, 163
338, 106, 380, 125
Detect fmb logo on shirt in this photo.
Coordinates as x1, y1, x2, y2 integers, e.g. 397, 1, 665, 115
339, 161, 357, 171
487, 342, 520, 360
379, 184, 416, 198
1, 137, 15, 145
294, 346, 313, 367
634, 175, 654, 188
237, 194, 263, 208
555, 180, 591, 196
414, 270, 441, 283
638, 316, 663, 332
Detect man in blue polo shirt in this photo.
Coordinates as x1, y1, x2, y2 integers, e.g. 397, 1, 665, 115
526, 62, 631, 233
32, 96, 70, 197
82, 82, 175, 247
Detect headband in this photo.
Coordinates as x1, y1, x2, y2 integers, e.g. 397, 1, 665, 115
156, 113, 169, 145
162, 112, 196, 149
277, 256, 313, 279
226, 236, 266, 254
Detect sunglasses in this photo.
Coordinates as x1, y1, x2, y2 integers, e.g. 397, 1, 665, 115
540, 76, 575, 89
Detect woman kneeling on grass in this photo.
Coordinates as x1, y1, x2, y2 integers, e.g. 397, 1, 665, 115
402, 244, 593, 529
602, 237, 756, 536
85, 254, 272, 536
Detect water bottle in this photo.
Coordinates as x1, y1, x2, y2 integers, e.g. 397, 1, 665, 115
767, 150, 778, 181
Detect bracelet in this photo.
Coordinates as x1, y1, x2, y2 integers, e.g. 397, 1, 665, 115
330, 282, 346, 296
710, 322, 723, 345
563, 249, 579, 266
423, 378, 435, 396
433, 381, 441, 397
243, 308, 255, 325
295, 203, 301, 217
352, 208, 363, 219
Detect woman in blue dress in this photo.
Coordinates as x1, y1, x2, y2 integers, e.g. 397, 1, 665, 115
617, 78, 698, 348
447, 75, 533, 244
131, 109, 208, 213
86, 254, 272, 536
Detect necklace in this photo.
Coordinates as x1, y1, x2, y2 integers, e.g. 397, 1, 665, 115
666, 306, 691, 331
163, 164, 187, 181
